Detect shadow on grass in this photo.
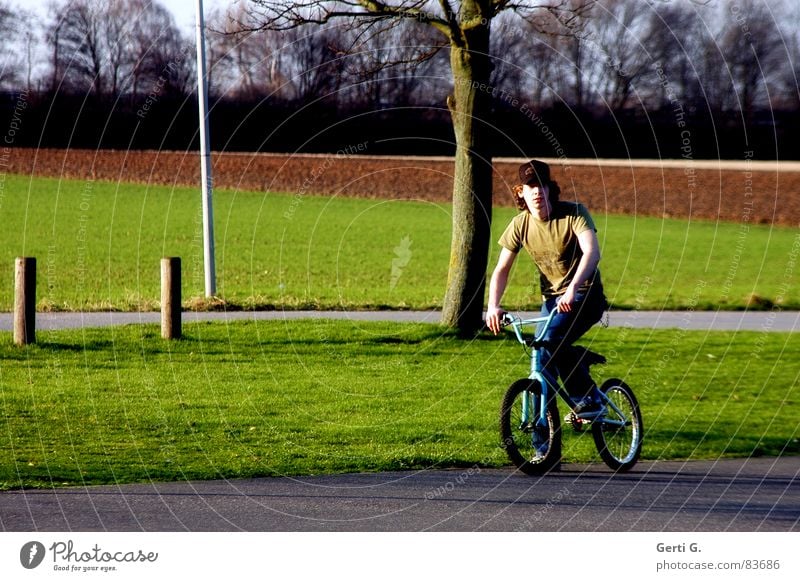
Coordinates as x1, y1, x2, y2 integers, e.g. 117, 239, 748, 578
648, 429, 800, 458
0, 339, 116, 354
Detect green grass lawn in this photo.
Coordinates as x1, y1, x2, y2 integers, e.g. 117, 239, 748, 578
1, 174, 798, 311
1, 320, 798, 490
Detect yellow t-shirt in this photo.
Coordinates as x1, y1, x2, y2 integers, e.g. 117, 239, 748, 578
498, 202, 601, 299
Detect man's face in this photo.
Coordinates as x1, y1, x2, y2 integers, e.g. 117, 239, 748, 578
520, 183, 551, 216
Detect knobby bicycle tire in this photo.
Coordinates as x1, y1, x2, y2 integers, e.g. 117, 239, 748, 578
500, 378, 562, 475
591, 378, 643, 471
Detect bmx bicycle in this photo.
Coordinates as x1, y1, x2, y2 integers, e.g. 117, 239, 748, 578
498, 310, 643, 474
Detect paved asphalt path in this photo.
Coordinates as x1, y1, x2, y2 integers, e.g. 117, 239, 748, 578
1, 309, 799, 331
2, 310, 797, 533
1, 457, 798, 532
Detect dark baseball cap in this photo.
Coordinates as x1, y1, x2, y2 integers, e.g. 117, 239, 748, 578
519, 159, 551, 186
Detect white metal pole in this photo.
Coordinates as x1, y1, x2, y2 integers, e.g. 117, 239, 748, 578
195, 0, 216, 297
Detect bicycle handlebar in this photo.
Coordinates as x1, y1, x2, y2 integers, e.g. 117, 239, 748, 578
501, 309, 558, 346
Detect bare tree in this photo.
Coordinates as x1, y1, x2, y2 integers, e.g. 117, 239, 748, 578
240, 0, 593, 334
638, 3, 692, 107
207, 5, 286, 99
718, 0, 786, 119
540, 0, 595, 110
45, 0, 189, 99
47, 0, 101, 95
587, 0, 653, 112
46, 1, 67, 93
0, 3, 41, 93
337, 20, 448, 110
128, 0, 194, 99
500, 19, 564, 109
777, 2, 800, 109
209, 4, 346, 103
487, 12, 534, 101
281, 25, 347, 103
0, 1, 21, 90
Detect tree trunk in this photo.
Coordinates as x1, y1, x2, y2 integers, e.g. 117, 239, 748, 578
440, 16, 493, 335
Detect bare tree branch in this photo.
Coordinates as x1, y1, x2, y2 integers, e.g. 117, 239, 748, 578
243, 0, 451, 35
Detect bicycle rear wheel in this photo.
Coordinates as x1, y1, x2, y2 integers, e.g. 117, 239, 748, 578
500, 379, 561, 475
592, 378, 643, 471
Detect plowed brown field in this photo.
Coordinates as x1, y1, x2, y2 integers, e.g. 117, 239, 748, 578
7, 148, 800, 225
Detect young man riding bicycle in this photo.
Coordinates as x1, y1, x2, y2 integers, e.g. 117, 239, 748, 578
485, 160, 608, 416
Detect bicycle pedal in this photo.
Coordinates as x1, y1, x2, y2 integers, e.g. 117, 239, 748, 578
564, 412, 586, 432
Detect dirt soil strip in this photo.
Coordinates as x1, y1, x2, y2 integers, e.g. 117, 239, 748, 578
8, 148, 800, 225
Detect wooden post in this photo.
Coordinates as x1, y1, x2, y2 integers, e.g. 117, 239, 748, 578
14, 257, 36, 346
161, 257, 181, 339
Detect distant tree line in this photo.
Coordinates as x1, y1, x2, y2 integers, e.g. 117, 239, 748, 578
1, 0, 798, 159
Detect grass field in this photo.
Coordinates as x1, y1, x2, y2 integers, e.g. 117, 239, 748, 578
1, 174, 798, 312
1, 320, 798, 490
2, 174, 798, 488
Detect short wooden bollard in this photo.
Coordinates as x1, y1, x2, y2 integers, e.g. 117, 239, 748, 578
161, 257, 181, 339
14, 257, 36, 346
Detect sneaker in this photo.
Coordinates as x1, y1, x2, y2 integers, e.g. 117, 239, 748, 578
572, 397, 599, 414
570, 392, 605, 417
530, 429, 550, 459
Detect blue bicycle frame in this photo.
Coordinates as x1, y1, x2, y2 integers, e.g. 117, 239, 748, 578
503, 311, 631, 430
499, 310, 643, 473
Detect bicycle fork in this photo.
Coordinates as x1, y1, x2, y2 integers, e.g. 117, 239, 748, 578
521, 349, 556, 430
519, 388, 547, 431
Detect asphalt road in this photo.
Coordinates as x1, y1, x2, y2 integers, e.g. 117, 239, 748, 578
2, 457, 798, 532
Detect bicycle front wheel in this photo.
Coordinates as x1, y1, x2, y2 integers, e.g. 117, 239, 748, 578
500, 379, 561, 475
592, 378, 643, 471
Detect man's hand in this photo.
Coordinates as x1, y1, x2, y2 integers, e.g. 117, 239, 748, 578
557, 288, 576, 313
485, 306, 506, 335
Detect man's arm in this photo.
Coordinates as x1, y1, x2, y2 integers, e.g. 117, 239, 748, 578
486, 247, 518, 334
557, 228, 601, 313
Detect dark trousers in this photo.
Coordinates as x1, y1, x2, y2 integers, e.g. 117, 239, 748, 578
536, 288, 607, 399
